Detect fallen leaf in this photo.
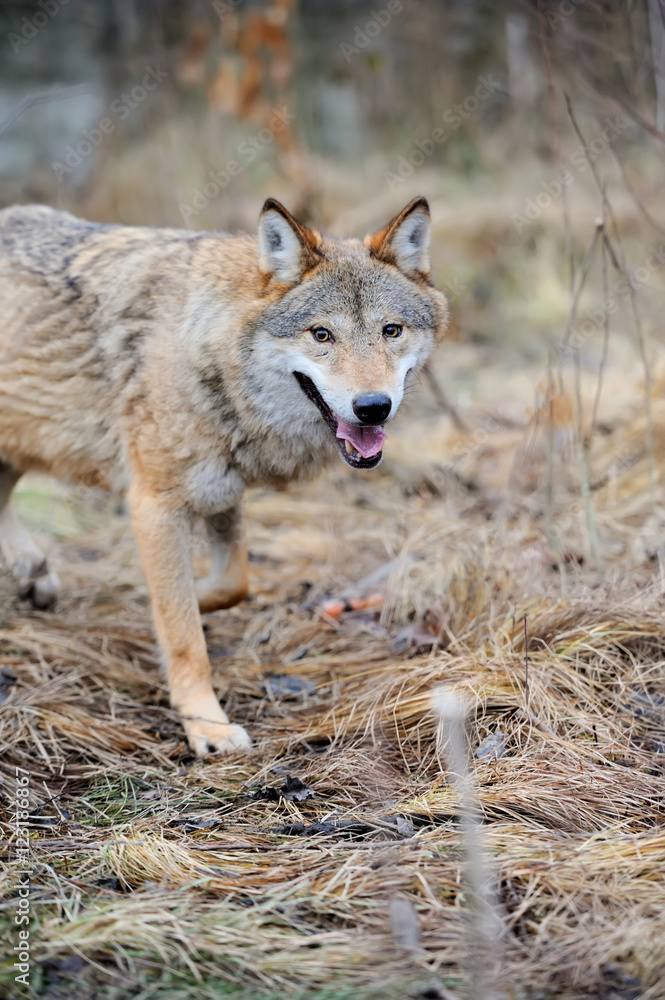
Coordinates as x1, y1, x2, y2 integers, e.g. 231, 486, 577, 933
250, 774, 315, 803
264, 674, 316, 699
169, 815, 224, 833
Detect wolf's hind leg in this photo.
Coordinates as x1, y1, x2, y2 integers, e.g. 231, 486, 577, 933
0, 462, 61, 609
196, 509, 249, 615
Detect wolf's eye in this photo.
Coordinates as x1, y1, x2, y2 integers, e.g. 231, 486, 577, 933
383, 324, 403, 339
312, 327, 333, 343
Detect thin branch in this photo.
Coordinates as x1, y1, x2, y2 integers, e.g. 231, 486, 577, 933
571, 56, 665, 145
0, 84, 90, 138
568, 88, 665, 574
555, 196, 604, 572
573, 301, 603, 575
609, 145, 665, 239
590, 199, 611, 444
538, 0, 573, 287
559, 225, 602, 353
421, 363, 468, 432
602, 229, 664, 571
523, 614, 530, 711
544, 366, 566, 582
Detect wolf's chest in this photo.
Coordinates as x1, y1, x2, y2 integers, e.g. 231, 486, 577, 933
186, 459, 245, 515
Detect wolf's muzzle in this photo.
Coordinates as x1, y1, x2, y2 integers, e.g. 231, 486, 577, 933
293, 372, 384, 470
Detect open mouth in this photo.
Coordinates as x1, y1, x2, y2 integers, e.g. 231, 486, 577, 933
294, 373, 386, 470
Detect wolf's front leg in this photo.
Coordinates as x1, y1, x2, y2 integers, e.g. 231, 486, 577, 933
196, 510, 249, 614
129, 485, 251, 756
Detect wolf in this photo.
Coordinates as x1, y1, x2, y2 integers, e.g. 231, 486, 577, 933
0, 196, 448, 755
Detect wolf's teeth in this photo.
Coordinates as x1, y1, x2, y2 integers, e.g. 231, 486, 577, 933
344, 440, 355, 455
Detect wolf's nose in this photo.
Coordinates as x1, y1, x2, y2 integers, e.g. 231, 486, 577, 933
352, 393, 392, 425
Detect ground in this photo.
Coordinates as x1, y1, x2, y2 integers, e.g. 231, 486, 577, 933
1, 337, 664, 1000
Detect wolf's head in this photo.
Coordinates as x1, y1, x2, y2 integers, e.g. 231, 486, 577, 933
247, 197, 448, 470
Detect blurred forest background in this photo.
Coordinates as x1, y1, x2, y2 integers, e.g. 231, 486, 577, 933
1, 0, 664, 369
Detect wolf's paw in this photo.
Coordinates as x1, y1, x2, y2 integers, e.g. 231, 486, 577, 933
11, 554, 61, 609
30, 570, 62, 609
186, 720, 252, 757
180, 700, 252, 757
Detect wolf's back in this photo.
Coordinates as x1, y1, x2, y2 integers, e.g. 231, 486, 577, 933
0, 204, 101, 273
0, 206, 100, 356
0, 207, 138, 487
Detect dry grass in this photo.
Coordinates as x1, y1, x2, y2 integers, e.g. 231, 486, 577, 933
1, 345, 664, 1000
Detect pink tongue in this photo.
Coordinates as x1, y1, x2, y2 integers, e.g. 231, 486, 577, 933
336, 417, 386, 458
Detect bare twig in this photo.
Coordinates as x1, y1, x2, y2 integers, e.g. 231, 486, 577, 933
566, 91, 665, 572
0, 84, 90, 138
574, 337, 603, 575
559, 225, 602, 354
538, 0, 573, 287
590, 198, 611, 444
571, 54, 665, 144
604, 227, 664, 571
542, 366, 567, 582
523, 614, 529, 711
422, 363, 468, 431
609, 146, 665, 238
557, 216, 603, 573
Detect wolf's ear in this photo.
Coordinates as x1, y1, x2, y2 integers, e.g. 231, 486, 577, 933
364, 196, 431, 279
258, 199, 322, 284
